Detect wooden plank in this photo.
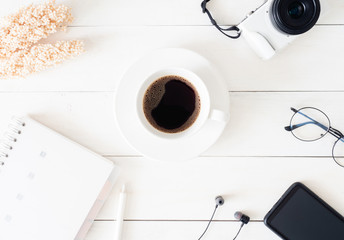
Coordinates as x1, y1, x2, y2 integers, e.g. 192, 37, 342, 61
85, 221, 279, 240
0, 92, 343, 157
0, 0, 342, 26
95, 157, 344, 221
0, 92, 342, 221
0, 26, 343, 91
0, 92, 134, 156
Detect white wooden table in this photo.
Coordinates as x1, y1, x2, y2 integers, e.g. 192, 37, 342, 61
1, 0, 344, 239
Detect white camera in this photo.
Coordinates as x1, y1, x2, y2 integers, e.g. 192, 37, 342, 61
238, 0, 326, 59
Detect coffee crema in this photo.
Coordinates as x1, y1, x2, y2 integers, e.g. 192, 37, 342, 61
143, 75, 201, 133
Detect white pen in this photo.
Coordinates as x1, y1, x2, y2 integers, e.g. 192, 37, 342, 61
114, 184, 127, 240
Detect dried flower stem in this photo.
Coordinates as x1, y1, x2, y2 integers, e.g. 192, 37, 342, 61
0, 0, 84, 78
0, 40, 84, 78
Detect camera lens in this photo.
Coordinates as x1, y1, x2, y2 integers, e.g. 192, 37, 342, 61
271, 0, 320, 35
288, 2, 304, 19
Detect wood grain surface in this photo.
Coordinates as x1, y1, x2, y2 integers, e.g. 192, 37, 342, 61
1, 0, 343, 239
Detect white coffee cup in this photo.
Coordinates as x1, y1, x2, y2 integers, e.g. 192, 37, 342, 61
136, 67, 228, 139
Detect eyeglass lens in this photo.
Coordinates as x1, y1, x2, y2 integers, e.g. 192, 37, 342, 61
289, 107, 330, 141
332, 138, 344, 167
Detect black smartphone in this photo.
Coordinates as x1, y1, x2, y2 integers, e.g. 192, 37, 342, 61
264, 182, 344, 240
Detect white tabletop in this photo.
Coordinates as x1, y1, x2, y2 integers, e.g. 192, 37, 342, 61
1, 0, 344, 239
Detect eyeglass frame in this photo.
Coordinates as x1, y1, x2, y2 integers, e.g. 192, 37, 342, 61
285, 107, 344, 168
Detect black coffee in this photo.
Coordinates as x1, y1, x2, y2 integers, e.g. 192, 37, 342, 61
143, 75, 201, 133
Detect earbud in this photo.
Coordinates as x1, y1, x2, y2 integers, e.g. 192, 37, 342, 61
198, 196, 250, 240
215, 196, 224, 206
198, 196, 225, 240
234, 211, 250, 224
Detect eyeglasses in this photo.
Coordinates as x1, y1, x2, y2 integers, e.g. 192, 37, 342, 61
285, 107, 344, 168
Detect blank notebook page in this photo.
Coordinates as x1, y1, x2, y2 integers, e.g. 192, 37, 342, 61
0, 117, 118, 240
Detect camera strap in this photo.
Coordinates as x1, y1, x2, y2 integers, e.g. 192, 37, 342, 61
201, 0, 241, 39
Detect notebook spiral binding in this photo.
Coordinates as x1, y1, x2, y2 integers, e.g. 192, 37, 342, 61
0, 117, 26, 166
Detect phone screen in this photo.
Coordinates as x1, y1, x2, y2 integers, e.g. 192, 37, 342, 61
264, 183, 344, 240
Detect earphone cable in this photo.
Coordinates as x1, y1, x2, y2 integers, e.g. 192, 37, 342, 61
232, 222, 244, 240
197, 205, 218, 240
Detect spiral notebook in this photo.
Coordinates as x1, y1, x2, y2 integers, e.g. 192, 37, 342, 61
0, 116, 119, 240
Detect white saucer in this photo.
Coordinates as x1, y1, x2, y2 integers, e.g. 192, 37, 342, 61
114, 48, 229, 161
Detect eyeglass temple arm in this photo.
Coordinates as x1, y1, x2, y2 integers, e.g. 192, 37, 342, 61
284, 107, 328, 132
285, 121, 327, 131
